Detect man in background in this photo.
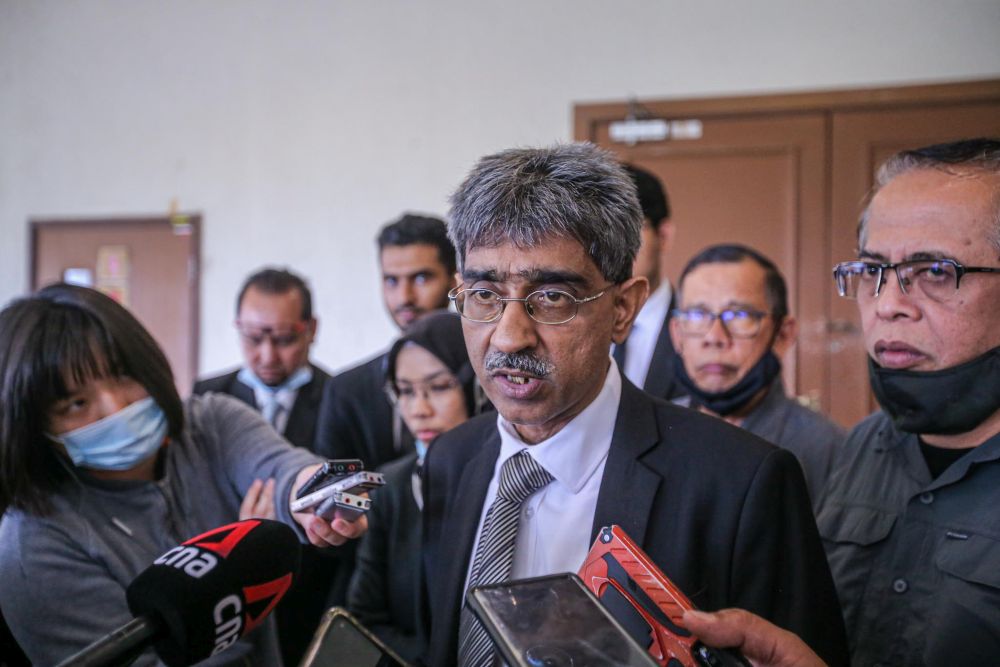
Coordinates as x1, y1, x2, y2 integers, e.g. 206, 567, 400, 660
193, 266, 335, 667
612, 164, 684, 399
670, 244, 843, 505
315, 213, 457, 468
194, 267, 329, 448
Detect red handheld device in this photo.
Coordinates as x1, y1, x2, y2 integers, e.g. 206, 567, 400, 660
578, 525, 750, 667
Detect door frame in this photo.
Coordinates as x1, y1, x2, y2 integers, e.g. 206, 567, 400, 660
574, 79, 1000, 138
29, 215, 202, 390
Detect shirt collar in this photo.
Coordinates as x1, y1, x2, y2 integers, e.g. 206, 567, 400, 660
238, 365, 312, 408
635, 281, 672, 331
495, 358, 621, 494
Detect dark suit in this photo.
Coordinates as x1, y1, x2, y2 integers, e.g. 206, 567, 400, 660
347, 453, 426, 661
641, 308, 683, 400
315, 353, 415, 469
615, 292, 684, 401
421, 379, 849, 667
192, 363, 330, 449
192, 363, 347, 667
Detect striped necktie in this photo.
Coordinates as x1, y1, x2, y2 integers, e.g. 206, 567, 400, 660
457, 449, 554, 667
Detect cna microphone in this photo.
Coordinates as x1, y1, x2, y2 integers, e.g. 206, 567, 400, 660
55, 519, 302, 667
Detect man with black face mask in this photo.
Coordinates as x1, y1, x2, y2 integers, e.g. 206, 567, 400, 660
819, 138, 1000, 666
670, 244, 844, 506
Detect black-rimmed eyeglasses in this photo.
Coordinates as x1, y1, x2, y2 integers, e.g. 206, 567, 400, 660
833, 259, 1000, 302
449, 285, 611, 325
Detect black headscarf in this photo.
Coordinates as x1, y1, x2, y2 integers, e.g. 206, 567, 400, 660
385, 310, 480, 416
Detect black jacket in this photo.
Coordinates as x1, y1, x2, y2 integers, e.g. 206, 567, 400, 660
421, 379, 849, 667
192, 363, 331, 450
315, 353, 414, 469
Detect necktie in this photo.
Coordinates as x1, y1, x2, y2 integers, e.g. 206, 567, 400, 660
260, 396, 283, 427
457, 450, 554, 667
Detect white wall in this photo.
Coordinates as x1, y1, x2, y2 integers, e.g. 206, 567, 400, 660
2, 0, 999, 376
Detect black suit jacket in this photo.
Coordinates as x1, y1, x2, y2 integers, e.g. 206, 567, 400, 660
641, 307, 683, 400
421, 380, 849, 667
315, 352, 414, 469
616, 292, 683, 400
192, 363, 331, 450
347, 453, 426, 661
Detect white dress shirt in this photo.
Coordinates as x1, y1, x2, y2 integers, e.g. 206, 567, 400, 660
619, 281, 672, 388
464, 359, 622, 593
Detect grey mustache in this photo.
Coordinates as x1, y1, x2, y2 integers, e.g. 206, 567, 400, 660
484, 351, 553, 378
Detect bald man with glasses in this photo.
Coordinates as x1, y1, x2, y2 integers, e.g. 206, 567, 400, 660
818, 138, 1000, 665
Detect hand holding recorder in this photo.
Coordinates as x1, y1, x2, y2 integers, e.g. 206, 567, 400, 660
290, 459, 384, 547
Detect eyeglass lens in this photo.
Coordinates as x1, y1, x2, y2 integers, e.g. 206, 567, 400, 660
676, 309, 764, 338
395, 380, 461, 403
456, 289, 581, 324
836, 260, 959, 301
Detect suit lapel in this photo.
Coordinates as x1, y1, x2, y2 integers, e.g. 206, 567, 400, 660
440, 424, 501, 643
643, 291, 680, 399
284, 366, 325, 449
230, 374, 257, 409
592, 380, 662, 546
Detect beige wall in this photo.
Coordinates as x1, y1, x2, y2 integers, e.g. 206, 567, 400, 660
2, 0, 999, 376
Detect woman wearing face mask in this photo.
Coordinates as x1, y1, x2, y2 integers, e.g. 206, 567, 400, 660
347, 311, 487, 661
0, 284, 363, 666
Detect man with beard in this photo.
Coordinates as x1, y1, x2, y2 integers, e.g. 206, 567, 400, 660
421, 143, 848, 667
315, 213, 457, 468
670, 244, 844, 505
820, 138, 1000, 665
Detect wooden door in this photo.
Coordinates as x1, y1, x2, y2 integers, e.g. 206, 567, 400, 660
578, 112, 830, 412
576, 79, 1000, 428
31, 216, 201, 394
828, 101, 1000, 425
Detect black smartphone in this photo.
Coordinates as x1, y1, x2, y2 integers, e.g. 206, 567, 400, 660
296, 459, 365, 499
299, 607, 411, 667
467, 573, 659, 667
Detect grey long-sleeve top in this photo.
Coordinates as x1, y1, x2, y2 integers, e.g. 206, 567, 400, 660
0, 393, 320, 666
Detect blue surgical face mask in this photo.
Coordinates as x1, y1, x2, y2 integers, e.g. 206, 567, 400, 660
49, 397, 168, 471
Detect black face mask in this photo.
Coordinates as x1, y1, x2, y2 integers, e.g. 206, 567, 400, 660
869, 345, 1000, 435
675, 350, 782, 417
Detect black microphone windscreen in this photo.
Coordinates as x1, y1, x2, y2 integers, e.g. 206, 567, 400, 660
126, 519, 302, 667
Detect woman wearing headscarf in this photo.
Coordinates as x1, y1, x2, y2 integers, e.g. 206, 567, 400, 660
346, 311, 487, 660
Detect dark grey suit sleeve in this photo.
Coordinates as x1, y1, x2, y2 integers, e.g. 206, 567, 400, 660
730, 447, 850, 667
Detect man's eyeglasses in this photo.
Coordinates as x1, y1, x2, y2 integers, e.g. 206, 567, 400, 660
672, 307, 770, 338
235, 321, 307, 348
449, 285, 611, 325
386, 378, 462, 405
833, 259, 1000, 302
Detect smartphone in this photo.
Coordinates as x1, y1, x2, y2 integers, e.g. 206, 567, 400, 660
296, 459, 366, 499
467, 573, 659, 667
299, 607, 411, 667
290, 471, 385, 514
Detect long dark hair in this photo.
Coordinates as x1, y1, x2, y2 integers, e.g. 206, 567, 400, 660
0, 284, 184, 516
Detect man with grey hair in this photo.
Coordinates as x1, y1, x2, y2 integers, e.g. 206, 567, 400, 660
421, 143, 848, 666
821, 138, 1000, 664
